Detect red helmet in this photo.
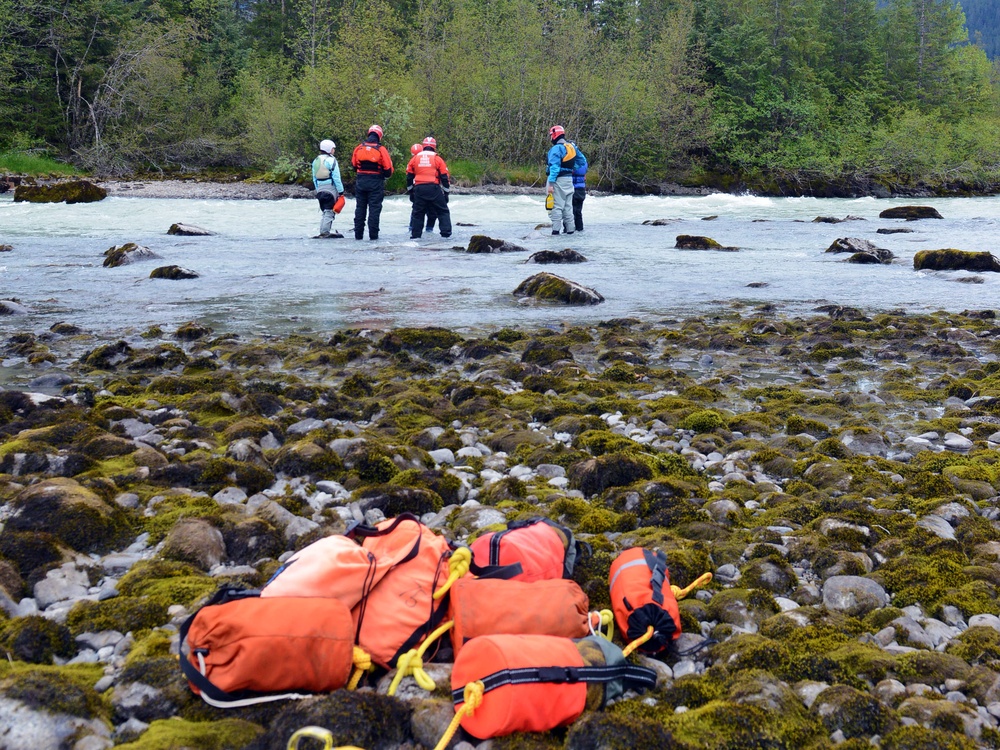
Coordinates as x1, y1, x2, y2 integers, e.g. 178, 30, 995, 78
549, 125, 565, 140
422, 136, 437, 148
368, 124, 384, 139
410, 143, 422, 155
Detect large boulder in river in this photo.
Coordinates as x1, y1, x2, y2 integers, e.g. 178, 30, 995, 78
826, 237, 883, 255
879, 205, 943, 220
527, 248, 587, 264
914, 249, 1000, 273
150, 265, 199, 280
6, 478, 131, 554
675, 235, 738, 251
467, 235, 526, 253
513, 273, 604, 305
167, 223, 214, 236
13, 180, 107, 204
848, 250, 894, 264
103, 243, 161, 268
0, 299, 29, 316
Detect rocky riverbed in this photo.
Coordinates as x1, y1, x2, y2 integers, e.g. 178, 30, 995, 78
3, 309, 1000, 749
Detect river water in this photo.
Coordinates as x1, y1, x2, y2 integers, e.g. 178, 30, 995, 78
2, 192, 999, 338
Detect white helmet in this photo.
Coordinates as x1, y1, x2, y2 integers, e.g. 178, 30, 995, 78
319, 139, 335, 154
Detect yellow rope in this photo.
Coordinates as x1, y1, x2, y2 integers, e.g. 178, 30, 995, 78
670, 571, 713, 600
347, 647, 372, 691
386, 620, 455, 696
433, 547, 471, 601
622, 625, 655, 658
286, 725, 365, 750
433, 680, 484, 750
590, 609, 615, 641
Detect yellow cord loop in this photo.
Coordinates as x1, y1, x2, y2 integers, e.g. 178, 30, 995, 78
386, 620, 455, 697
671, 571, 713, 600
433, 547, 472, 601
433, 680, 484, 750
286, 725, 364, 750
347, 647, 372, 691
589, 609, 615, 641
622, 625, 655, 658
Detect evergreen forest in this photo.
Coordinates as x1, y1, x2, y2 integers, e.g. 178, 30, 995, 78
1, 0, 999, 193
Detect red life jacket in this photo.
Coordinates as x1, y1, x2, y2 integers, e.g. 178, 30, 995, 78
407, 150, 449, 185
352, 141, 393, 177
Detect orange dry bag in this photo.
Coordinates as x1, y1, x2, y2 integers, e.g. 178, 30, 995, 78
334, 194, 346, 213
469, 517, 587, 583
259, 534, 380, 607
448, 577, 592, 655
450, 634, 657, 739
610, 547, 712, 655
179, 587, 356, 707
348, 514, 456, 669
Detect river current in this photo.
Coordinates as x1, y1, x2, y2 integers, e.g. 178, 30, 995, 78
2, 192, 999, 338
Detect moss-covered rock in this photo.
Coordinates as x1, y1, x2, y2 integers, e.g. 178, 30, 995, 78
812, 684, 897, 738
513, 273, 604, 305
675, 235, 738, 251
116, 718, 262, 750
13, 180, 107, 204
568, 453, 654, 496
103, 242, 160, 267
913, 249, 1000, 272
66, 596, 169, 635
0, 615, 74, 663
150, 265, 200, 280
881, 725, 977, 750
880, 206, 944, 220
565, 712, 684, 749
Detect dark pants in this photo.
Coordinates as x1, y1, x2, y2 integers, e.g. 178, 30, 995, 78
410, 184, 451, 238
354, 174, 385, 239
409, 199, 437, 234
573, 188, 586, 231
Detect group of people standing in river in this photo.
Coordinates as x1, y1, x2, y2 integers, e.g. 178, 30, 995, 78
309, 124, 588, 240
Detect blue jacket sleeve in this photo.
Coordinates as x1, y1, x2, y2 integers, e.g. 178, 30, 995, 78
547, 144, 566, 183
332, 159, 344, 195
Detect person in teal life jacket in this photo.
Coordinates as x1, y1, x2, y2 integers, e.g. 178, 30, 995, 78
546, 125, 578, 236
571, 143, 588, 232
312, 139, 345, 238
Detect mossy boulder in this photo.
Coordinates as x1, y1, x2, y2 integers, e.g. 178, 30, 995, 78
675, 235, 738, 251
467, 234, 526, 253
528, 248, 588, 264
826, 237, 885, 255
879, 205, 944, 220
161, 518, 227, 571
1, 667, 108, 719
513, 273, 604, 305
566, 712, 684, 749
881, 725, 978, 750
103, 243, 161, 267
273, 440, 344, 477
116, 718, 262, 750
167, 223, 215, 236
244, 691, 412, 750
13, 180, 107, 204
706, 589, 779, 629
175, 322, 212, 341
812, 684, 897, 738
66, 596, 169, 635
0, 530, 66, 587
681, 409, 726, 433
914, 249, 1000, 272
569, 453, 654, 496
655, 699, 822, 749
0, 615, 74, 663
355, 485, 442, 516
6, 478, 132, 554
150, 265, 200, 280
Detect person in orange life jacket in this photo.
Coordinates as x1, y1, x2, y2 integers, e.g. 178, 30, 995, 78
406, 136, 451, 239
350, 124, 394, 240
546, 125, 577, 236
408, 143, 439, 235
572, 144, 588, 232
312, 139, 345, 238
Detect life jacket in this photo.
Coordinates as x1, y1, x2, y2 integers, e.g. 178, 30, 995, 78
571, 144, 588, 189
347, 514, 456, 669
407, 150, 449, 185
313, 155, 333, 182
179, 587, 359, 708
448, 576, 593, 655
469, 517, 587, 583
557, 141, 577, 177
352, 140, 393, 177
450, 634, 657, 739
609, 547, 712, 655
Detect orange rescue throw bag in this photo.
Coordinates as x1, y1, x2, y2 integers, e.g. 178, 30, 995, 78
451, 634, 657, 739
179, 587, 355, 707
609, 547, 681, 654
259, 534, 380, 607
334, 195, 346, 213
469, 517, 586, 583
448, 577, 591, 655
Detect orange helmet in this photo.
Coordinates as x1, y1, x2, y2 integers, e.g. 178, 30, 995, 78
410, 143, 422, 155
549, 125, 565, 140
368, 124, 384, 139
422, 136, 437, 148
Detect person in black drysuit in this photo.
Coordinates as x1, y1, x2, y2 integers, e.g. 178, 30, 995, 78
350, 125, 394, 240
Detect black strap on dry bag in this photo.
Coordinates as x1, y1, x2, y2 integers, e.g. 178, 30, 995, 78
452, 662, 658, 705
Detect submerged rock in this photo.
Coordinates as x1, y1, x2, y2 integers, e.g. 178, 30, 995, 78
0, 299, 29, 316
150, 265, 199, 280
0, 244, 12, 252
13, 180, 107, 204
813, 215, 864, 223
466, 235, 526, 253
825, 237, 885, 255
847, 249, 895, 264
642, 218, 676, 226
914, 249, 1000, 272
167, 223, 214, 236
675, 235, 738, 251
879, 205, 943, 220
513, 272, 604, 305
877, 227, 914, 234
103, 243, 161, 268
527, 248, 588, 264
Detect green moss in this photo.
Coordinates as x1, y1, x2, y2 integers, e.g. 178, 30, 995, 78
116, 719, 263, 750
1, 667, 108, 720
200, 457, 275, 495
653, 698, 823, 749
575, 429, 639, 456
142, 494, 226, 543
0, 615, 74, 663
66, 596, 168, 635
577, 508, 632, 533
881, 726, 977, 750
118, 559, 218, 608
711, 634, 790, 673
680, 409, 727, 433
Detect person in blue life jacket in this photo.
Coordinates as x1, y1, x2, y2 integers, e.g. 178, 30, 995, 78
546, 125, 578, 236
312, 139, 345, 238
571, 144, 588, 232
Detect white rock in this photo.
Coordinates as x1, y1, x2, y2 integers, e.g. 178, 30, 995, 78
672, 659, 697, 678
535, 464, 566, 479
969, 614, 1000, 632
213, 486, 247, 505
429, 448, 456, 465
917, 515, 956, 541
943, 432, 974, 452
548, 477, 569, 488
794, 681, 829, 709
775, 597, 800, 612
456, 446, 483, 459
34, 564, 90, 610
